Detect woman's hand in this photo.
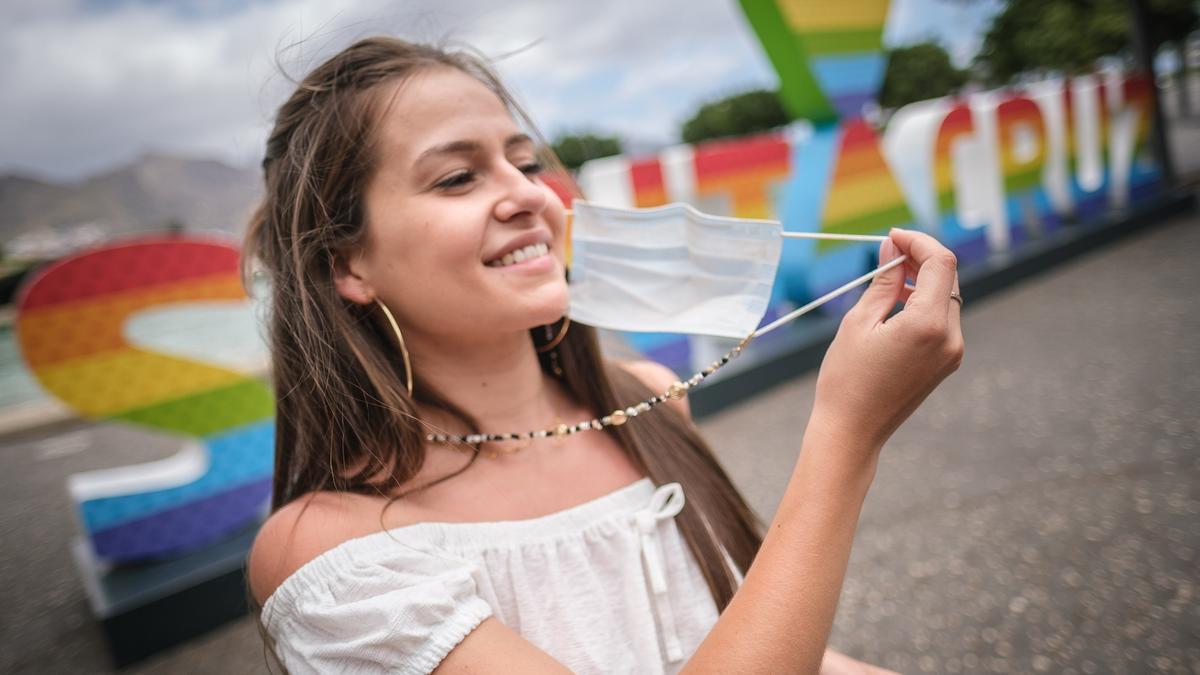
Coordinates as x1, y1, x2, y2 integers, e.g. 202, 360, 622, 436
809, 228, 964, 461
686, 231, 960, 674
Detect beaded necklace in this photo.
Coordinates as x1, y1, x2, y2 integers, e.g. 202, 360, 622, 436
425, 335, 751, 449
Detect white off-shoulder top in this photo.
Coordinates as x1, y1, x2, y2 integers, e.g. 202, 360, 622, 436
261, 478, 735, 674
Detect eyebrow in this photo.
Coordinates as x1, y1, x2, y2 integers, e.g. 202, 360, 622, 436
415, 133, 535, 164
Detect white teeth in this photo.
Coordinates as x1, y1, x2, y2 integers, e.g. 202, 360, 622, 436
491, 242, 550, 268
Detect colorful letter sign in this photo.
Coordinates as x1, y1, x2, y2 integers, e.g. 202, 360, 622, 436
571, 0, 1161, 372
15, 238, 273, 562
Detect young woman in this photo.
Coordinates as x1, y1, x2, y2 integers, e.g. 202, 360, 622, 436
246, 37, 963, 674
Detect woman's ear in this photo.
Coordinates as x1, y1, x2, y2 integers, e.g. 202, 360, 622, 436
332, 251, 375, 305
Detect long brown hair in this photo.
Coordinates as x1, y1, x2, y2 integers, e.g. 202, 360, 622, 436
244, 36, 762, 612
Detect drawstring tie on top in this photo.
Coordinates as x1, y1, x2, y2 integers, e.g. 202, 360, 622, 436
633, 482, 687, 663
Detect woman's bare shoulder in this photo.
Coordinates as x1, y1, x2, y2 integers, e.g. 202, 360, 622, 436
618, 359, 691, 420
248, 489, 416, 604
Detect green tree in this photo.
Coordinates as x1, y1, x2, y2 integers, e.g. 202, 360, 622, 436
879, 42, 970, 109
974, 0, 1198, 84
550, 133, 622, 170
680, 89, 791, 144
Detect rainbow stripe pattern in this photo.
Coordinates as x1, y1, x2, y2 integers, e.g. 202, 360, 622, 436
774, 118, 914, 306
739, 0, 891, 121
625, 134, 792, 216
813, 119, 914, 249
16, 238, 273, 562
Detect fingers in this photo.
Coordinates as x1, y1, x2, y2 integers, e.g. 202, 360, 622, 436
890, 229, 964, 374
902, 249, 961, 337
948, 276, 962, 332
915, 279, 962, 329
888, 228, 958, 320
850, 237, 906, 324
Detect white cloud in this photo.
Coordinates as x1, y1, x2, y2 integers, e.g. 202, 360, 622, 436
1, 0, 781, 179
0, 0, 994, 181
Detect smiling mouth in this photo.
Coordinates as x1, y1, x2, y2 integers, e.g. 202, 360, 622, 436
487, 242, 550, 268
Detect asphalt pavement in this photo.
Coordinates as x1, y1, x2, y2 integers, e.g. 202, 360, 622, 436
0, 210, 1197, 673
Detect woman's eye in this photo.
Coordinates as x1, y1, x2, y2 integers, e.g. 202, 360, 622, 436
435, 171, 475, 190
519, 161, 544, 177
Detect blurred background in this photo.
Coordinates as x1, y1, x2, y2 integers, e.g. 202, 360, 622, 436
1, 0, 1198, 672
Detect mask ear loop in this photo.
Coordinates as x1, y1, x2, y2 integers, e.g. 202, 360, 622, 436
752, 253, 908, 338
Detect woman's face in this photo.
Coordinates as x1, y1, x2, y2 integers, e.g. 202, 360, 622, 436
336, 67, 569, 343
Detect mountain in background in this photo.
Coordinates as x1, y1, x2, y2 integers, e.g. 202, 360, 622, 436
0, 154, 262, 246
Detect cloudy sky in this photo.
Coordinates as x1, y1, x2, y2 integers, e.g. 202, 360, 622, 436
1, 0, 1002, 182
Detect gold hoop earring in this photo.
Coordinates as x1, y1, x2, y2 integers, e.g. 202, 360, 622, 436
374, 298, 414, 397
536, 316, 570, 353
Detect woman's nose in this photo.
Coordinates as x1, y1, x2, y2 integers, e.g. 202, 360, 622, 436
493, 162, 548, 222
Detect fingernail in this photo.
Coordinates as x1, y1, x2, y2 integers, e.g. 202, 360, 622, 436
879, 238, 897, 262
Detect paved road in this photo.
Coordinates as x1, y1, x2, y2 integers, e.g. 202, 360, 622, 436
1, 212, 1197, 673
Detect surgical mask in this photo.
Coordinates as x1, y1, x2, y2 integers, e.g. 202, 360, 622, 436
567, 200, 905, 339
568, 200, 782, 338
